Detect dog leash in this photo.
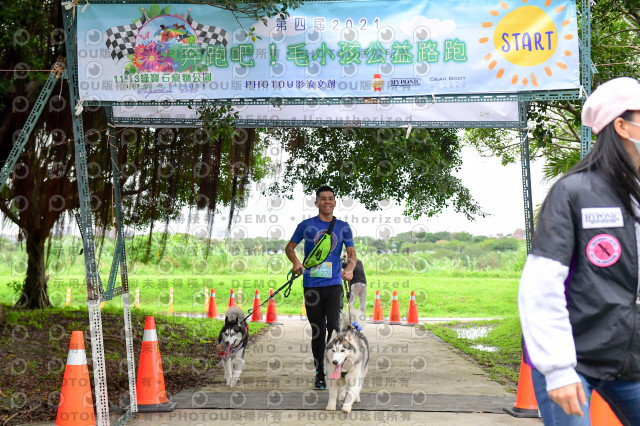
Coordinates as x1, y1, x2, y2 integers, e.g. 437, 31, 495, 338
343, 278, 352, 323
242, 267, 302, 323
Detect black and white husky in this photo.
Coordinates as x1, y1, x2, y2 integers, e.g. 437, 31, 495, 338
325, 313, 370, 413
217, 307, 248, 387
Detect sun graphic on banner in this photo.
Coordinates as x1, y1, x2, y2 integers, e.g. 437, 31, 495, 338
477, 0, 575, 87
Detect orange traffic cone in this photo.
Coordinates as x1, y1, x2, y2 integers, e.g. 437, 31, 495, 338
503, 356, 539, 417
370, 290, 384, 323
389, 290, 401, 324
207, 288, 218, 319
56, 331, 96, 426
266, 288, 279, 324
136, 316, 176, 412
591, 390, 623, 426
228, 288, 236, 308
251, 289, 263, 322
405, 290, 419, 326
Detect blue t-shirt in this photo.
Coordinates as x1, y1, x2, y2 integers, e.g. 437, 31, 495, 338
290, 216, 354, 287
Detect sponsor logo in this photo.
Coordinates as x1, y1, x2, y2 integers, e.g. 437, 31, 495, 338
581, 207, 624, 229
389, 78, 421, 87
372, 74, 384, 92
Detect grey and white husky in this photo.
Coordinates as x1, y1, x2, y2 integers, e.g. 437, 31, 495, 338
217, 307, 248, 387
325, 313, 370, 413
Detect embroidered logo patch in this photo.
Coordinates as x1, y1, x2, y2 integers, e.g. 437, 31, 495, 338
586, 234, 621, 267
581, 207, 624, 229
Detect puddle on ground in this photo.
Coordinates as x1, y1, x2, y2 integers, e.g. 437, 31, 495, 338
453, 326, 492, 340
471, 344, 499, 352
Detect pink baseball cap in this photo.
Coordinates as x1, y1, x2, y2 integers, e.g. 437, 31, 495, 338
582, 77, 640, 134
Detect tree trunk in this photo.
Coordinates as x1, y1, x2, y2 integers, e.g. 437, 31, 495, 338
16, 234, 51, 309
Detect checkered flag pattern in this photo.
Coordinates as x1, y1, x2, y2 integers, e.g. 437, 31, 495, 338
105, 12, 149, 61
186, 12, 229, 47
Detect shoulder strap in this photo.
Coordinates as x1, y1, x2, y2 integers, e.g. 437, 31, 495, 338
326, 216, 337, 236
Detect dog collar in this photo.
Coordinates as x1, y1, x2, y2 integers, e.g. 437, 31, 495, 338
220, 341, 244, 358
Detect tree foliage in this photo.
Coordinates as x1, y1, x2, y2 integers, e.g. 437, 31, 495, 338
266, 127, 483, 220
0, 1, 279, 308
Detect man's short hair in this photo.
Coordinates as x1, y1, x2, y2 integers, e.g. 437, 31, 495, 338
316, 185, 335, 198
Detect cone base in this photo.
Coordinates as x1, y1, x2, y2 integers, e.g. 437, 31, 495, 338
137, 400, 177, 412
368, 320, 385, 324
503, 405, 539, 418
402, 323, 418, 326
388, 321, 402, 325
266, 321, 282, 325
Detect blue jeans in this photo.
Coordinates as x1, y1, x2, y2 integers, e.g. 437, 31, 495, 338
531, 368, 640, 426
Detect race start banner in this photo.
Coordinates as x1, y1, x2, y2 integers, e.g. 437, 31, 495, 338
77, 0, 580, 103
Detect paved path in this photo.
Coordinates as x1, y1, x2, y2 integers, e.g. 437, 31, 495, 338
125, 318, 541, 425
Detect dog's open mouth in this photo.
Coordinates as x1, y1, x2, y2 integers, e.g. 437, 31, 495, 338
331, 361, 345, 379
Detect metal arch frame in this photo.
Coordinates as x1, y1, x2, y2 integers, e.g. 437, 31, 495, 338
107, 106, 527, 128
0, 1, 590, 425
87, 90, 582, 107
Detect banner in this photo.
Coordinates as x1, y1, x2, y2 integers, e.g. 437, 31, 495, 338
111, 102, 521, 127
77, 0, 579, 103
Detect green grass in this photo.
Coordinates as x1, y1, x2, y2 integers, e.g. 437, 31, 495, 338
0, 247, 525, 390
0, 272, 520, 318
2, 304, 267, 349
425, 316, 523, 392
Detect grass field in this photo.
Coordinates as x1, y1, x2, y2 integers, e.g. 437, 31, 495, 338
0, 246, 526, 394
0, 271, 520, 319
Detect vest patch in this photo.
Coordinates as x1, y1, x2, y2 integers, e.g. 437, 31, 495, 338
581, 207, 624, 229
586, 234, 621, 267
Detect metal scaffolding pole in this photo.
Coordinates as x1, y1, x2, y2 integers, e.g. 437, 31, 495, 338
580, 0, 593, 157
107, 121, 139, 421
519, 103, 534, 254
61, 6, 111, 425
0, 62, 65, 192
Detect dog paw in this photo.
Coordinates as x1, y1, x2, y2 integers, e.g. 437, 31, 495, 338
341, 405, 352, 414
355, 395, 361, 403
326, 403, 336, 411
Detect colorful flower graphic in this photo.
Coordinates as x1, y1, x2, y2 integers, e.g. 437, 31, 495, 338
132, 43, 174, 72
141, 44, 162, 71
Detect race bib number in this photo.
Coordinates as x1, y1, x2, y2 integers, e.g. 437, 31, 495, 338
310, 261, 332, 278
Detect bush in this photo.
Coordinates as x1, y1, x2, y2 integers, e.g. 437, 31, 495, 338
482, 238, 520, 252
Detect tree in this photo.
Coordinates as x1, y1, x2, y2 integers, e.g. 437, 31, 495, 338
0, 0, 292, 308
2, 0, 485, 309
266, 127, 483, 219
465, 1, 640, 180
